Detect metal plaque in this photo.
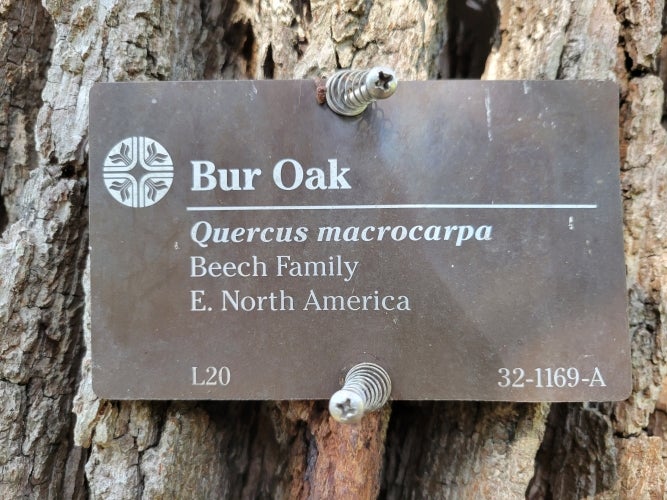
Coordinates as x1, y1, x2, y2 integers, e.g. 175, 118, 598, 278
89, 80, 630, 401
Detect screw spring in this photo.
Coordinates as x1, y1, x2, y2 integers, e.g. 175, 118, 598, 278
325, 67, 398, 116
328, 363, 392, 424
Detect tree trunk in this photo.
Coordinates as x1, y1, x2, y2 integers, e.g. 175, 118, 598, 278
0, 0, 665, 498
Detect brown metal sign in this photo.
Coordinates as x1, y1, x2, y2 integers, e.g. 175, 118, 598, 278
89, 80, 630, 401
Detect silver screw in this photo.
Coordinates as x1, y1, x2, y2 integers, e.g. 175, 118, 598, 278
328, 363, 392, 424
325, 67, 398, 116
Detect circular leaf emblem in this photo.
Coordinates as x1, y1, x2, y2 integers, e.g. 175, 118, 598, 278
103, 137, 174, 208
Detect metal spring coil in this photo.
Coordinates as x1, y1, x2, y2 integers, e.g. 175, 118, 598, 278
341, 362, 392, 412
326, 67, 398, 116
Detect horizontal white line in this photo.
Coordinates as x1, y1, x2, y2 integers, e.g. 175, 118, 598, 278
186, 203, 598, 211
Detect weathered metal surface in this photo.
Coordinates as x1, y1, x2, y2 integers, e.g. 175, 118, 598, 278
89, 80, 629, 400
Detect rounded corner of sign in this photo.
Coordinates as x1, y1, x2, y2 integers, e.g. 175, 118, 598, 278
614, 379, 634, 403
600, 372, 633, 402
90, 377, 109, 400
598, 79, 620, 92
89, 82, 101, 97
91, 370, 121, 401
89, 82, 108, 101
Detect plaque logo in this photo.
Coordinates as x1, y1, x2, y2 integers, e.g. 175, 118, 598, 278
103, 137, 174, 208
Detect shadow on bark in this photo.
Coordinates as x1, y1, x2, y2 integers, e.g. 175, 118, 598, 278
381, 401, 546, 498
526, 403, 617, 499
441, 0, 499, 79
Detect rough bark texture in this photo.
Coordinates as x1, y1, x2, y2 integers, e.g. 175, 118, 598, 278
0, 0, 665, 498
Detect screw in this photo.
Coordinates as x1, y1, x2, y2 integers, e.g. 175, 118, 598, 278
329, 389, 365, 423
328, 363, 392, 424
325, 67, 398, 116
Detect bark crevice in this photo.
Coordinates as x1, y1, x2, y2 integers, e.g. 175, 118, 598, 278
0, 1, 54, 229
444, 0, 498, 79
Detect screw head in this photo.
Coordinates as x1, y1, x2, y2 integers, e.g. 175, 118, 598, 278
365, 67, 397, 100
329, 389, 365, 424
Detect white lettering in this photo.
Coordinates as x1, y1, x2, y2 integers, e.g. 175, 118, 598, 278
316, 224, 493, 244
221, 289, 294, 311
303, 289, 411, 311
273, 158, 303, 190
191, 161, 216, 191
191, 161, 261, 191
190, 290, 207, 311
327, 159, 351, 189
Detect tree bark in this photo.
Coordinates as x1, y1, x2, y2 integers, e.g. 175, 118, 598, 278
0, 0, 665, 498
